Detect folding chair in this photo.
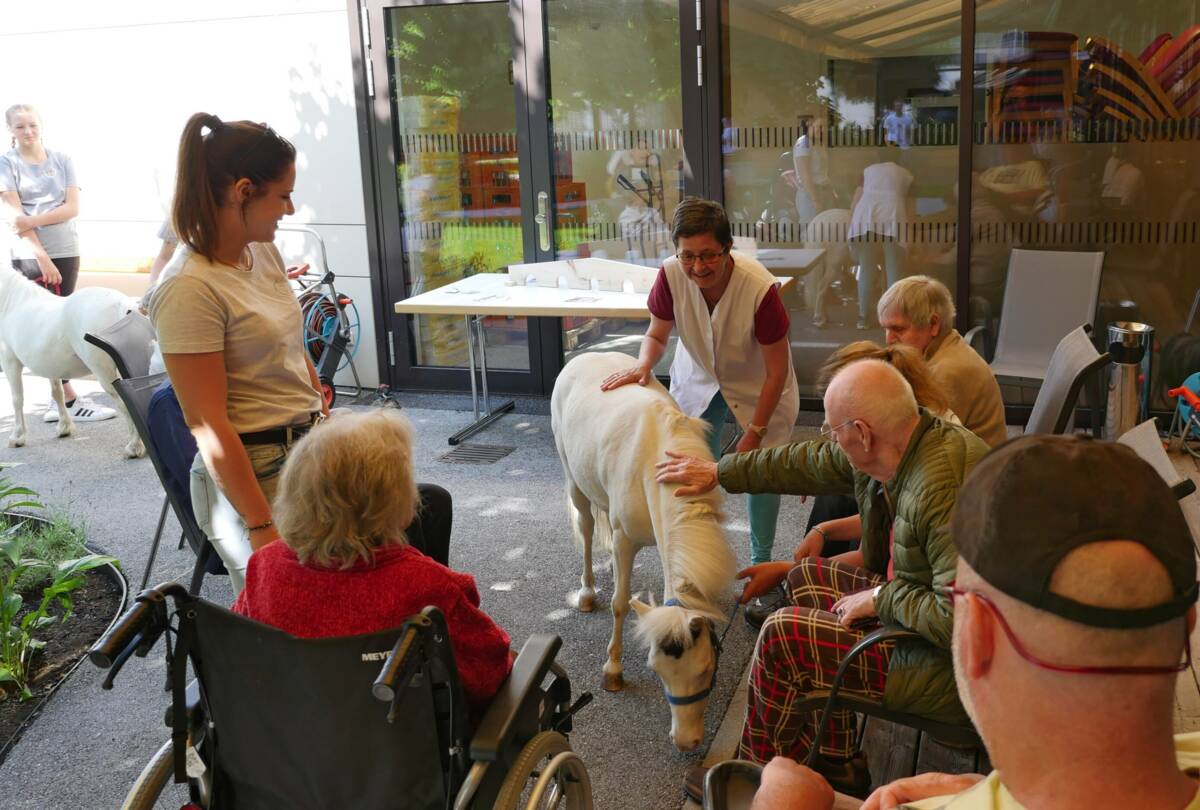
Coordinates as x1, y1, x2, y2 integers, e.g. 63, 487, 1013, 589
83, 311, 156, 379
1118, 419, 1197, 501
111, 373, 223, 594
967, 249, 1104, 380
83, 314, 214, 590
1022, 325, 1112, 435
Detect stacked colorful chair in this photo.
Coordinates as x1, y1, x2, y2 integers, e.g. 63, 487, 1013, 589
986, 30, 1080, 141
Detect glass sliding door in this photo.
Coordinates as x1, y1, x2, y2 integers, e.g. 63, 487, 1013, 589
724, 1, 963, 396
367, 0, 545, 395
971, 0, 1200, 409
543, 0, 685, 366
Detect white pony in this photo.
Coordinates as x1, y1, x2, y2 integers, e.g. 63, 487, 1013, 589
551, 352, 736, 752
0, 268, 143, 457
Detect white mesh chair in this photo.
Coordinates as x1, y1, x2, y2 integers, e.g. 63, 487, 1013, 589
1023, 325, 1111, 435
1119, 419, 1198, 501
967, 249, 1105, 380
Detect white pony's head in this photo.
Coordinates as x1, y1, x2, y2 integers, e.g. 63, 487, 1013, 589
631, 597, 725, 752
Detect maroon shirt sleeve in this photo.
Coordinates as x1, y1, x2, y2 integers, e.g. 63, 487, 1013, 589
754, 285, 790, 344
647, 267, 675, 320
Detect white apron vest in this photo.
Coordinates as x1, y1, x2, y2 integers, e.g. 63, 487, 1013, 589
664, 250, 800, 448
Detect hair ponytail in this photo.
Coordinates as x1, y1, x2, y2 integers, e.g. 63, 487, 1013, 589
170, 112, 296, 262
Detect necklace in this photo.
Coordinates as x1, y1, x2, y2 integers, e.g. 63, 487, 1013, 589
233, 246, 253, 272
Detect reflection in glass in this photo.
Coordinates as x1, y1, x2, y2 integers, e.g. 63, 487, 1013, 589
545, 0, 683, 368
726, 1, 962, 395
386, 5, 529, 371
971, 2, 1200, 409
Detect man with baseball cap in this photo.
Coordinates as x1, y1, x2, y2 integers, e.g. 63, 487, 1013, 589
746, 434, 1200, 809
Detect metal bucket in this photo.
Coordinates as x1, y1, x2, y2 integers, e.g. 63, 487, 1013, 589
1104, 321, 1154, 439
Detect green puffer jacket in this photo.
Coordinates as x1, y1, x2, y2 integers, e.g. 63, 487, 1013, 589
718, 409, 989, 724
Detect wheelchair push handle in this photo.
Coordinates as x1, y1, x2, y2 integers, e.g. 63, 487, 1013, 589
372, 616, 430, 703
89, 584, 185, 675
89, 599, 153, 670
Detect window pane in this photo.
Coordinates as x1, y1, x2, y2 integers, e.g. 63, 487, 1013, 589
386, 4, 530, 371
726, 1, 963, 396
545, 0, 683, 368
972, 1, 1200, 409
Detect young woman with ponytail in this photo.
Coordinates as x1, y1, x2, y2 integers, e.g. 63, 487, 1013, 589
148, 112, 329, 595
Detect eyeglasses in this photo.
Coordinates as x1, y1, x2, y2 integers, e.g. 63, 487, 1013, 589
676, 249, 728, 266
942, 582, 1191, 676
819, 419, 854, 440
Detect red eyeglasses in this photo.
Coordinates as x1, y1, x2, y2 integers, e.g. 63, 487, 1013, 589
942, 582, 1191, 676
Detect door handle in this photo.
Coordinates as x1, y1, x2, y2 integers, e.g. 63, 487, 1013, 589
535, 190, 551, 251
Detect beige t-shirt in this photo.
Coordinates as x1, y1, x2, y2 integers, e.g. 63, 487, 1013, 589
149, 242, 321, 434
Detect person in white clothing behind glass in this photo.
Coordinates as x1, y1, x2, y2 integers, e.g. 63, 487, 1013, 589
600, 197, 799, 571
847, 141, 914, 330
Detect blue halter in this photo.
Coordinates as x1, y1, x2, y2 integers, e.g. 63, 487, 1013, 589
660, 598, 739, 706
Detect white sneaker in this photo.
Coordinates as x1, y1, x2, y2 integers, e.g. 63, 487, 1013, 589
44, 400, 117, 423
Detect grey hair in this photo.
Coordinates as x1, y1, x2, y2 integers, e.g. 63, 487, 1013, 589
877, 275, 956, 329
274, 410, 418, 569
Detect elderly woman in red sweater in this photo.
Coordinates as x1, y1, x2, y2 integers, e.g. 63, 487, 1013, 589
233, 409, 511, 711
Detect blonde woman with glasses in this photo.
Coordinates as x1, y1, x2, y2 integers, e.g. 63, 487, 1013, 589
601, 197, 799, 569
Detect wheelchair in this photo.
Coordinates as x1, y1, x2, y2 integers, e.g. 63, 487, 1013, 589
90, 583, 594, 809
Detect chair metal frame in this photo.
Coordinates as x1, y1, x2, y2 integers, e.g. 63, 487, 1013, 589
112, 373, 222, 593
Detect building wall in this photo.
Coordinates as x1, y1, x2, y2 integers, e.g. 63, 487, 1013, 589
1, 1, 378, 387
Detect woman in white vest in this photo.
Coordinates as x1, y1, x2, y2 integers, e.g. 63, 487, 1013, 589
601, 197, 799, 565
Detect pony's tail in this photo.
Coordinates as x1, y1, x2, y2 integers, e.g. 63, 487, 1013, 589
565, 485, 614, 554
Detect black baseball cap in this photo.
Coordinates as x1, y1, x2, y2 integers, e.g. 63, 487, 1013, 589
952, 435, 1198, 629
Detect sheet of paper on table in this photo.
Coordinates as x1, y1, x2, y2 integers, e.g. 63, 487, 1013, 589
507, 257, 659, 293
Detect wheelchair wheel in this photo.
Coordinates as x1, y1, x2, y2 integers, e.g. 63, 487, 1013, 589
123, 739, 210, 810
493, 730, 593, 810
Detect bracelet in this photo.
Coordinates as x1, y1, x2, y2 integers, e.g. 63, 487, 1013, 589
811, 525, 828, 544
246, 519, 274, 532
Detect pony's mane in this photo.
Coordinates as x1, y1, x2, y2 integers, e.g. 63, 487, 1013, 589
650, 401, 737, 609
633, 603, 725, 649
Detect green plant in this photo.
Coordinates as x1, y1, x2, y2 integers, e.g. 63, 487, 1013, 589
7, 512, 88, 593
0, 475, 115, 700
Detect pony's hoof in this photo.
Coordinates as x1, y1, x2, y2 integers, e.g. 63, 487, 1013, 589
602, 672, 624, 692
56, 423, 74, 438
578, 590, 595, 613
7, 435, 24, 448
125, 441, 145, 459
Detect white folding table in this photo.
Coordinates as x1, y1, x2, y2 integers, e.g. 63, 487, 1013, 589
395, 272, 793, 444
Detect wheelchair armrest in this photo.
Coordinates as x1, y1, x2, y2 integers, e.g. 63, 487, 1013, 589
163, 679, 203, 732
703, 760, 764, 810
469, 633, 562, 762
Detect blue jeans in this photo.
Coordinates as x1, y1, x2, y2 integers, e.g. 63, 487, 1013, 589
700, 393, 780, 565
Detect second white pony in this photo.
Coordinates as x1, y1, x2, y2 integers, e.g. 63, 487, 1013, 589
0, 267, 143, 457
551, 351, 736, 752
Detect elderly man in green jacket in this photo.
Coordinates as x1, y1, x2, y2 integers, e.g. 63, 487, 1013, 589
658, 359, 989, 797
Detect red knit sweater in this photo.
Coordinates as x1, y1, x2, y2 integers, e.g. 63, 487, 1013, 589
233, 540, 512, 710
